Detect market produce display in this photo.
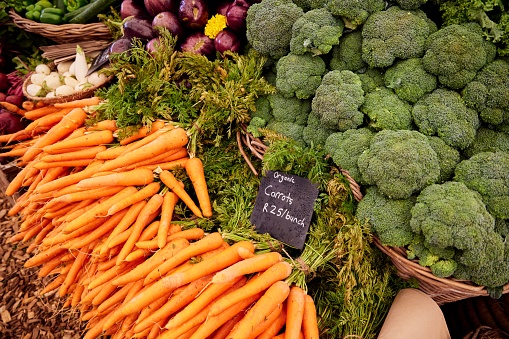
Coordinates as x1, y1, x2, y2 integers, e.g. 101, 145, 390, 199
1, 0, 509, 337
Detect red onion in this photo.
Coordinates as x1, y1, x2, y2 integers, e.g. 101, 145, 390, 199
214, 0, 234, 16
178, 0, 208, 29
152, 11, 184, 39
225, 1, 249, 32
180, 32, 216, 57
144, 0, 179, 17
120, 0, 151, 19
214, 29, 243, 55
0, 110, 27, 135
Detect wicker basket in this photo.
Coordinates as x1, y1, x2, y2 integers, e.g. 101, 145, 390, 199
9, 9, 112, 44
22, 63, 113, 104
238, 127, 509, 305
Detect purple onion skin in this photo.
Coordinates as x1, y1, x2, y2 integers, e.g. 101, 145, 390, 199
214, 0, 233, 16
5, 95, 23, 107
123, 17, 157, 41
180, 32, 215, 58
144, 0, 179, 17
214, 29, 243, 55
152, 11, 184, 39
225, 0, 249, 32
178, 0, 208, 29
120, 0, 151, 20
146, 37, 161, 55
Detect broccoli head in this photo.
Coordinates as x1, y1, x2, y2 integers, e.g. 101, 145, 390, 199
463, 127, 509, 158
290, 8, 344, 56
412, 88, 480, 150
324, 127, 375, 184
265, 120, 306, 147
360, 87, 414, 131
358, 129, 440, 199
275, 53, 327, 99
356, 68, 385, 94
291, 0, 327, 11
329, 30, 366, 72
462, 58, 509, 128
325, 0, 385, 30
311, 70, 365, 131
302, 112, 335, 149
356, 186, 416, 247
361, 6, 438, 68
454, 151, 509, 219
250, 96, 273, 123
394, 0, 429, 10
268, 92, 311, 125
430, 259, 458, 278
422, 23, 497, 89
246, 117, 268, 138
384, 58, 437, 104
246, 0, 304, 59
426, 136, 461, 183
410, 181, 501, 270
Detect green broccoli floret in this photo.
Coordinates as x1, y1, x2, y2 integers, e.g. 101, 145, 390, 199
251, 96, 273, 122
324, 127, 375, 184
406, 235, 440, 266
454, 151, 509, 219
430, 259, 458, 278
412, 88, 480, 150
246, 117, 268, 138
462, 59, 509, 128
356, 68, 385, 94
422, 22, 497, 89
290, 8, 344, 56
329, 30, 366, 72
394, 0, 428, 10
360, 87, 414, 131
268, 92, 311, 125
463, 127, 509, 158
495, 218, 509, 238
410, 181, 497, 253
356, 186, 415, 247
302, 112, 335, 149
361, 6, 438, 68
246, 0, 305, 59
311, 70, 365, 131
384, 58, 437, 104
291, 0, 328, 11
325, 0, 385, 30
358, 129, 440, 199
426, 136, 461, 183
275, 53, 327, 99
265, 120, 306, 147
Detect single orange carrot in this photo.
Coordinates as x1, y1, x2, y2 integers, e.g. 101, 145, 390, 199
40, 274, 67, 295
159, 170, 202, 218
40, 145, 106, 162
111, 237, 190, 286
23, 105, 61, 120
54, 96, 100, 108
88, 119, 117, 132
4, 162, 38, 196
96, 281, 135, 314
208, 311, 244, 339
143, 232, 225, 286
77, 167, 154, 189
226, 280, 291, 339
95, 145, 128, 160
33, 158, 96, 170
98, 127, 188, 172
158, 191, 179, 248
140, 157, 189, 171
59, 245, 91, 297
115, 193, 164, 265
120, 147, 188, 171
49, 185, 125, 206
249, 301, 284, 339
285, 286, 306, 339
211, 251, 283, 284
208, 261, 293, 317
302, 294, 319, 339
24, 109, 69, 131
43, 129, 114, 153
106, 182, 160, 217
24, 244, 67, 268
187, 292, 264, 339
0, 101, 26, 116
185, 157, 212, 218
22, 107, 88, 163
136, 227, 204, 250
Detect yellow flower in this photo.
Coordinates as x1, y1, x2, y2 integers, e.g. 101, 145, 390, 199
204, 14, 228, 39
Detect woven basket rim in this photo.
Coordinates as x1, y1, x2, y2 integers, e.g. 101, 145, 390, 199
23, 63, 113, 104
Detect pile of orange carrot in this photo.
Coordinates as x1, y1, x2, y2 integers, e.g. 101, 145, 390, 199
0, 97, 321, 339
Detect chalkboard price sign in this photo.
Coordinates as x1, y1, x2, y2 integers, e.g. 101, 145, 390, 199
250, 170, 319, 249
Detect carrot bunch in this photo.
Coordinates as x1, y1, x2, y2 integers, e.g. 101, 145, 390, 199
1, 97, 322, 339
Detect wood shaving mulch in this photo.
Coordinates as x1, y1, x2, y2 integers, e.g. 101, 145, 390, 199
0, 193, 86, 339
